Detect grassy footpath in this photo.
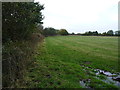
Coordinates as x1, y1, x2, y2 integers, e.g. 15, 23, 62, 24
26, 36, 119, 88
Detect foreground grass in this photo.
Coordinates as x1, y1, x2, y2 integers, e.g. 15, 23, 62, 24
26, 36, 119, 88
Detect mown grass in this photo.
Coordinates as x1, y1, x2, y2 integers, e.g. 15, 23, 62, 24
26, 36, 119, 88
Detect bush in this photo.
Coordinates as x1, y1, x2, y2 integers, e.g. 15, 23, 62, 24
58, 29, 69, 35
2, 34, 44, 87
42, 27, 57, 36
2, 2, 44, 87
2, 2, 44, 43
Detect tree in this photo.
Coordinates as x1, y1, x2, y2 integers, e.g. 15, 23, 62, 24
36, 24, 44, 33
2, 2, 44, 43
77, 33, 81, 35
98, 33, 102, 36
43, 27, 57, 36
71, 32, 75, 35
115, 30, 120, 36
85, 31, 92, 35
92, 31, 98, 35
58, 29, 69, 35
84, 31, 94, 35
102, 32, 107, 36
107, 30, 113, 36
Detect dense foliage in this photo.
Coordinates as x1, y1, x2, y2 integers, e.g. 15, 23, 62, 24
42, 27, 69, 36
42, 27, 58, 36
58, 29, 69, 35
115, 30, 120, 36
2, 2, 44, 87
80, 30, 120, 36
83, 31, 98, 36
107, 30, 114, 36
2, 2, 44, 43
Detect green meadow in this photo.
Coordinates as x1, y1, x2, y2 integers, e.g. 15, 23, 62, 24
26, 36, 119, 88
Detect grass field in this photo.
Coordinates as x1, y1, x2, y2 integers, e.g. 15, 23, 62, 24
26, 36, 119, 88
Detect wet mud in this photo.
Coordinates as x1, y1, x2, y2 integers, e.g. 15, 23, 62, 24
80, 65, 120, 88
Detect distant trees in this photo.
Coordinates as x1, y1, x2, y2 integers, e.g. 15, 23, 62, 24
102, 30, 114, 36
41, 26, 120, 37
83, 31, 98, 36
42, 28, 69, 36
71, 32, 75, 35
58, 29, 69, 35
107, 30, 114, 36
115, 30, 120, 36
42, 27, 57, 36
81, 30, 120, 36
76, 33, 81, 35
42, 29, 120, 36
93, 31, 98, 35
102, 32, 107, 36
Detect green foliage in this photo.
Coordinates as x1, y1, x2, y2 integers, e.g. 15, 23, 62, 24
76, 33, 81, 35
42, 27, 57, 36
93, 31, 98, 35
2, 2, 44, 42
83, 31, 98, 36
102, 30, 114, 36
2, 2, 44, 88
115, 30, 120, 36
71, 32, 75, 35
58, 29, 69, 35
102, 32, 107, 36
42, 28, 69, 36
81, 30, 119, 36
107, 30, 114, 36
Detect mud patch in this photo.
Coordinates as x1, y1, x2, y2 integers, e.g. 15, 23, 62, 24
80, 65, 120, 88
79, 79, 91, 88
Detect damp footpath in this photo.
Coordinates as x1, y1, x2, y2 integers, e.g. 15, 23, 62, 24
80, 65, 120, 88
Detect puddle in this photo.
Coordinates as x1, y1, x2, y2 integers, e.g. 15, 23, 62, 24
79, 79, 91, 88
102, 76, 120, 87
94, 68, 120, 86
94, 69, 117, 76
80, 65, 120, 88
79, 81, 86, 88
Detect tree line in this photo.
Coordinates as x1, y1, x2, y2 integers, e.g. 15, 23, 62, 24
41, 27, 120, 36
81, 30, 120, 36
42, 27, 69, 36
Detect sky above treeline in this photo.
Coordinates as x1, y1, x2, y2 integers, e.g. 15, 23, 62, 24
35, 0, 119, 34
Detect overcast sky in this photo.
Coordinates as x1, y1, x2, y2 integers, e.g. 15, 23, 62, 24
35, 0, 119, 33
